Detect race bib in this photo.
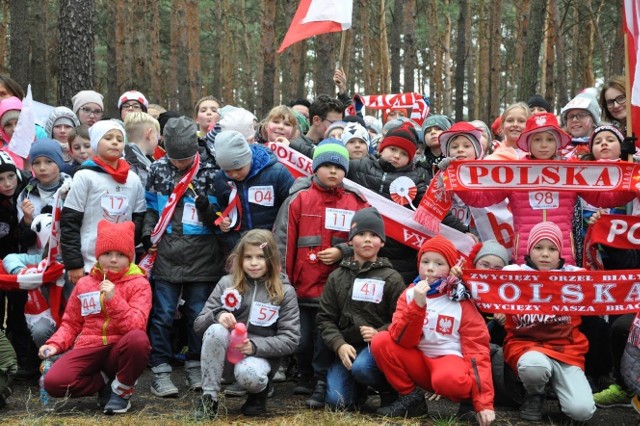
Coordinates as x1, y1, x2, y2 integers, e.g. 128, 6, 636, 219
101, 194, 129, 218
78, 291, 101, 316
249, 301, 280, 327
248, 186, 275, 207
324, 208, 355, 232
182, 202, 203, 226
352, 278, 385, 303
529, 191, 559, 210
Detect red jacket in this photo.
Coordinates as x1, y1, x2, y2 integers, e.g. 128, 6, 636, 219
46, 264, 151, 353
274, 177, 368, 303
388, 285, 495, 412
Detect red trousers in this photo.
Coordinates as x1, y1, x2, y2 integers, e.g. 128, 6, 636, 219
371, 331, 472, 400
45, 329, 150, 398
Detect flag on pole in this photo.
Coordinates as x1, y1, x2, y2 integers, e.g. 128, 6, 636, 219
278, 0, 353, 53
9, 84, 35, 158
623, 0, 640, 137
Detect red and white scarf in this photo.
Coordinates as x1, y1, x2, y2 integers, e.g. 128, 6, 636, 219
346, 93, 430, 125
139, 153, 200, 272
583, 213, 640, 270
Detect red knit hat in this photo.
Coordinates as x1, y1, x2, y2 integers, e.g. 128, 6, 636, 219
378, 122, 418, 162
95, 220, 136, 262
527, 222, 563, 255
417, 235, 459, 270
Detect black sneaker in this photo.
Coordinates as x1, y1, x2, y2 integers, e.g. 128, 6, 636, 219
376, 388, 428, 418
456, 399, 475, 422
194, 394, 218, 420
241, 386, 268, 416
520, 393, 545, 421
305, 380, 327, 409
379, 389, 399, 408
293, 375, 315, 395
103, 391, 131, 415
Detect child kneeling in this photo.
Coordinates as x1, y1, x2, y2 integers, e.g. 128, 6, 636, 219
193, 230, 300, 419
38, 220, 151, 415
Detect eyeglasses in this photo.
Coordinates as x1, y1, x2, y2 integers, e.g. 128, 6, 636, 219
566, 112, 591, 122
122, 103, 142, 111
80, 107, 103, 116
476, 260, 504, 271
324, 118, 338, 125
605, 94, 626, 109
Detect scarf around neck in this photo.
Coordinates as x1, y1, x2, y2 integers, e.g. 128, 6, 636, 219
92, 157, 131, 184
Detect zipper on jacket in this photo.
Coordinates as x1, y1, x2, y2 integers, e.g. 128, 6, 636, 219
471, 357, 482, 393
100, 292, 110, 345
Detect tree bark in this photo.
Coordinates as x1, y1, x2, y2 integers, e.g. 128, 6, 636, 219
148, 0, 162, 106
518, 0, 547, 101
389, 0, 402, 93
454, 0, 469, 121
488, 0, 502, 123
30, 0, 49, 102
260, 0, 276, 117
544, 2, 555, 110
313, 34, 335, 97
9, 0, 31, 91
465, 0, 475, 120
442, 0, 452, 116
186, 0, 201, 110
402, 0, 416, 93
476, 0, 489, 122
552, 0, 568, 111
0, 1, 8, 74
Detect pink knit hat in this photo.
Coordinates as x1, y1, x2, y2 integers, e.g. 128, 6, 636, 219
527, 222, 563, 254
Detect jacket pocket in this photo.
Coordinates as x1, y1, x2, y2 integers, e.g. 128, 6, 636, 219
298, 235, 321, 248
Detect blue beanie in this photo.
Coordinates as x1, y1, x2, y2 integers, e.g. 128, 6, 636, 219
29, 138, 65, 172
312, 138, 350, 173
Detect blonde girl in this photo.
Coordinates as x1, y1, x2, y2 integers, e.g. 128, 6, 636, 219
260, 105, 299, 144
193, 229, 300, 419
486, 102, 530, 160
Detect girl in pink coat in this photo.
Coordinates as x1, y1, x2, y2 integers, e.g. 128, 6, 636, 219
38, 220, 152, 415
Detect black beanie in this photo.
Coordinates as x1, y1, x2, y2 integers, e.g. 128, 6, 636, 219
349, 207, 386, 242
527, 94, 552, 112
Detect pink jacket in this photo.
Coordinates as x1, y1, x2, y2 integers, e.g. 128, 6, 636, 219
46, 264, 151, 353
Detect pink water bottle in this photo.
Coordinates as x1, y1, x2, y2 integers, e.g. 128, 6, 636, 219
226, 322, 248, 364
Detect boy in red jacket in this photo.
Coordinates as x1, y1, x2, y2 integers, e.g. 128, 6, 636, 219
38, 220, 151, 415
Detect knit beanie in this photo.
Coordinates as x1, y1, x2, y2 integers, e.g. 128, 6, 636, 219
560, 92, 601, 127
417, 235, 459, 270
45, 107, 80, 138
214, 130, 253, 170
118, 90, 149, 112
163, 116, 198, 160
343, 114, 367, 128
341, 122, 371, 148
0, 151, 17, 175
95, 219, 136, 262
517, 112, 571, 152
363, 115, 382, 135
349, 207, 386, 242
158, 111, 180, 135
438, 121, 484, 158
218, 106, 257, 141
527, 222, 563, 255
312, 138, 350, 173
293, 110, 310, 134
378, 122, 418, 162
324, 121, 347, 139
474, 240, 511, 266
29, 138, 65, 172
89, 120, 126, 152
382, 117, 418, 136
0, 110, 20, 129
72, 90, 104, 115
421, 115, 452, 134
527, 94, 552, 112
589, 125, 624, 152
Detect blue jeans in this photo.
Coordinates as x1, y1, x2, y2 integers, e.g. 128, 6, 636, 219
149, 280, 212, 367
326, 346, 386, 408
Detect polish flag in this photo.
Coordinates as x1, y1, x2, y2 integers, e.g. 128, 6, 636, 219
624, 0, 640, 137
278, 0, 353, 53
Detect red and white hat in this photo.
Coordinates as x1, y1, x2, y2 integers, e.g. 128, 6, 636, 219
517, 112, 571, 152
527, 222, 563, 254
118, 90, 149, 111
438, 121, 484, 158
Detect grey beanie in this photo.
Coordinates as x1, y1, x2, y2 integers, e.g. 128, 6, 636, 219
422, 114, 452, 135
560, 92, 601, 127
214, 130, 253, 170
474, 240, 511, 266
164, 117, 198, 160
349, 207, 386, 242
45, 107, 80, 138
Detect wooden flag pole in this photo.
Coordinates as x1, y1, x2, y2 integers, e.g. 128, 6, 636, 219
625, 31, 633, 138
336, 30, 346, 70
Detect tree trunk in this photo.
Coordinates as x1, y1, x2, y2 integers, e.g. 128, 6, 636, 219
544, 2, 555, 110
488, 0, 502, 122
58, 0, 95, 107
552, 0, 568, 111
9, 0, 31, 91
104, 0, 119, 116
0, 1, 8, 74
476, 0, 489, 122
518, 0, 547, 101
378, 0, 391, 94
442, 0, 452, 116
361, 0, 374, 93
148, 0, 162, 106
186, 0, 201, 109
132, 1, 148, 95
313, 34, 335, 96
465, 0, 475, 120
30, 0, 48, 102
454, 0, 469, 121
428, 0, 442, 112
402, 0, 416, 93
389, 0, 402, 93
577, 0, 595, 88
514, 0, 531, 95
260, 0, 276, 117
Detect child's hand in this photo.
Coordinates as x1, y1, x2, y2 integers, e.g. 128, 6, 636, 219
413, 280, 430, 307
38, 344, 57, 359
337, 343, 357, 370
21, 199, 35, 225
274, 136, 290, 146
493, 313, 506, 325
218, 312, 237, 329
425, 390, 442, 401
236, 339, 255, 356
588, 209, 603, 227
359, 325, 378, 342
219, 217, 231, 232
450, 265, 463, 278
100, 279, 115, 301
333, 68, 347, 94
318, 247, 341, 265
68, 268, 85, 284
477, 408, 495, 426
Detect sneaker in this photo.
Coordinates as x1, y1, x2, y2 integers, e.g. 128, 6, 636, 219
293, 375, 315, 395
376, 388, 428, 418
150, 364, 179, 397
520, 393, 545, 421
103, 391, 131, 415
0, 387, 11, 409
194, 394, 218, 420
185, 361, 202, 391
305, 380, 327, 409
593, 384, 632, 408
273, 366, 287, 383
267, 381, 275, 398
241, 386, 268, 416
632, 394, 640, 415
379, 389, 399, 408
224, 382, 248, 397
456, 400, 475, 422
97, 381, 113, 407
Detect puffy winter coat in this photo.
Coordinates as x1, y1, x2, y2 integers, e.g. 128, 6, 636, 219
45, 263, 151, 353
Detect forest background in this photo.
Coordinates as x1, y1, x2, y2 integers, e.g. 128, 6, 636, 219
0, 0, 623, 125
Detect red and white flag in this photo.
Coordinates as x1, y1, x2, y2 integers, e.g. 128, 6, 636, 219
624, 0, 640, 137
278, 0, 353, 53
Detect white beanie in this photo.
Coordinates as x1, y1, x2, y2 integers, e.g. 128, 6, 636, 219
72, 90, 104, 115
89, 120, 125, 152
341, 122, 371, 148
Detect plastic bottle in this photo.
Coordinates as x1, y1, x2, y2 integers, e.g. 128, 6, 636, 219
39, 351, 52, 407
226, 322, 248, 364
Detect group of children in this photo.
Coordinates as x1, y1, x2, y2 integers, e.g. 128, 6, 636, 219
0, 73, 639, 424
